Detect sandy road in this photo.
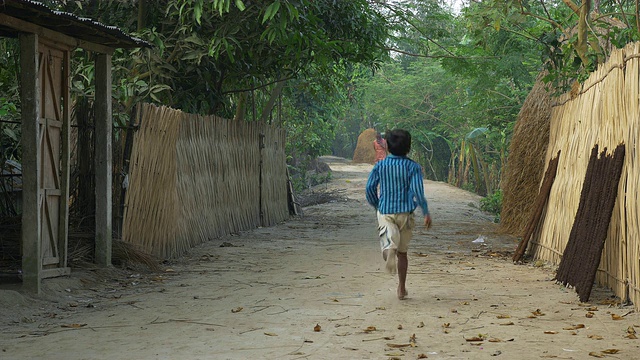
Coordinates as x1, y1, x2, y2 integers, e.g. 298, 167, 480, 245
0, 156, 638, 360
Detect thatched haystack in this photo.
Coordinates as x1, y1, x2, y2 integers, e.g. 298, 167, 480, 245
352, 128, 378, 164
500, 76, 554, 235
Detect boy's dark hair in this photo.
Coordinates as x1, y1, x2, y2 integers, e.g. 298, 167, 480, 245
385, 129, 411, 156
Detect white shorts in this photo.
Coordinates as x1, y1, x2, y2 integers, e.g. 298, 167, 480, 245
377, 212, 415, 253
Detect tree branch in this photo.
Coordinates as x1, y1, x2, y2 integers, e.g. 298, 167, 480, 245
221, 76, 296, 95
384, 47, 498, 60
561, 0, 581, 14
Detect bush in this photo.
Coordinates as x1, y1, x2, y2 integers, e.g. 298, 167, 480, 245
480, 189, 503, 223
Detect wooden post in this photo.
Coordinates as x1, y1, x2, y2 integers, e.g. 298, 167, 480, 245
59, 48, 71, 270
95, 53, 112, 266
20, 33, 41, 293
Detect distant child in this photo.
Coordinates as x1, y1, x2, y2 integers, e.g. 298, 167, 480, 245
373, 132, 388, 163
365, 129, 432, 300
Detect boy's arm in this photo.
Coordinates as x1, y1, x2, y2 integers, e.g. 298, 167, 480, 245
410, 164, 430, 216
365, 167, 380, 209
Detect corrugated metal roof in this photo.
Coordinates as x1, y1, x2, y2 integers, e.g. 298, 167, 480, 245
0, 0, 150, 49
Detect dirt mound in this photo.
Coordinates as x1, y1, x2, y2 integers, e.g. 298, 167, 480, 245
352, 128, 377, 164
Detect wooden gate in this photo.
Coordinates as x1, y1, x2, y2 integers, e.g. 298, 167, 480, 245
38, 41, 70, 278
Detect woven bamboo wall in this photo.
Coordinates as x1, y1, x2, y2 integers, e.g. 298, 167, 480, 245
531, 43, 640, 309
121, 105, 180, 257
123, 104, 288, 258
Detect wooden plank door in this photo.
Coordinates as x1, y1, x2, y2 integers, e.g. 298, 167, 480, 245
38, 41, 70, 278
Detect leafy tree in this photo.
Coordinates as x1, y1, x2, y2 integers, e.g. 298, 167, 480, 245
0, 39, 21, 162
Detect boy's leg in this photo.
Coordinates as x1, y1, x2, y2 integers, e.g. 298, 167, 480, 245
378, 212, 400, 273
396, 214, 415, 300
397, 251, 408, 300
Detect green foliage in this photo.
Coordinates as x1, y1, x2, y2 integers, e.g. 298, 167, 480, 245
0, 39, 21, 162
480, 189, 503, 223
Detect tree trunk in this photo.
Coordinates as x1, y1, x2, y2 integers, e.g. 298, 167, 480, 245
576, 0, 591, 65
260, 79, 287, 124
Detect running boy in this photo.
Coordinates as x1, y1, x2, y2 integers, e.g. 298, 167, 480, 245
365, 129, 432, 300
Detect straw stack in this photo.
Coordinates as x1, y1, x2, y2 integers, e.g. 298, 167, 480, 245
352, 128, 378, 164
500, 76, 553, 235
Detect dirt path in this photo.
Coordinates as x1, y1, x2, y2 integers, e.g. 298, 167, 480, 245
0, 156, 638, 360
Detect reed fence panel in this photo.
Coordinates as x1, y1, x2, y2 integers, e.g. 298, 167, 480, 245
122, 104, 288, 258
531, 43, 640, 309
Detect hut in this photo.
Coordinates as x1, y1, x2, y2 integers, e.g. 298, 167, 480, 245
0, 0, 149, 293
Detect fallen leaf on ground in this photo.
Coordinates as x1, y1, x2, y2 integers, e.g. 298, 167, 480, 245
588, 334, 603, 340
385, 352, 404, 357
588, 352, 605, 358
532, 309, 545, 316
625, 333, 637, 339
314, 324, 321, 332
363, 326, 377, 333
496, 314, 511, 319
387, 343, 412, 348
61, 323, 87, 328
465, 336, 484, 342
601, 349, 620, 354
500, 322, 514, 326
263, 332, 278, 336
417, 321, 425, 328
563, 324, 585, 330
398, 324, 403, 330
586, 312, 595, 318
231, 307, 243, 313
628, 326, 637, 334
442, 323, 450, 328
585, 306, 598, 311
600, 299, 620, 306
611, 314, 623, 320
544, 331, 558, 334
417, 354, 428, 359
488, 338, 502, 342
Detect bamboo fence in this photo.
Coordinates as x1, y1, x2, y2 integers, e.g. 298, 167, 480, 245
122, 104, 288, 258
530, 43, 640, 309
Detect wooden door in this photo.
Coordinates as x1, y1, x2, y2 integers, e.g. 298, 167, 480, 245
38, 41, 70, 277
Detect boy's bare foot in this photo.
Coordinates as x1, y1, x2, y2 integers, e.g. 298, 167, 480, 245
397, 288, 408, 300
382, 249, 388, 261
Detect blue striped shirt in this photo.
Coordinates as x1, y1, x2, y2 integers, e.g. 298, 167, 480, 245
365, 155, 429, 216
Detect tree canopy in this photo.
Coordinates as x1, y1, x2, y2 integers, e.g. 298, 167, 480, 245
2, 0, 638, 197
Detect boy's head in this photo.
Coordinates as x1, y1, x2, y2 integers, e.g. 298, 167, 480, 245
385, 129, 411, 156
